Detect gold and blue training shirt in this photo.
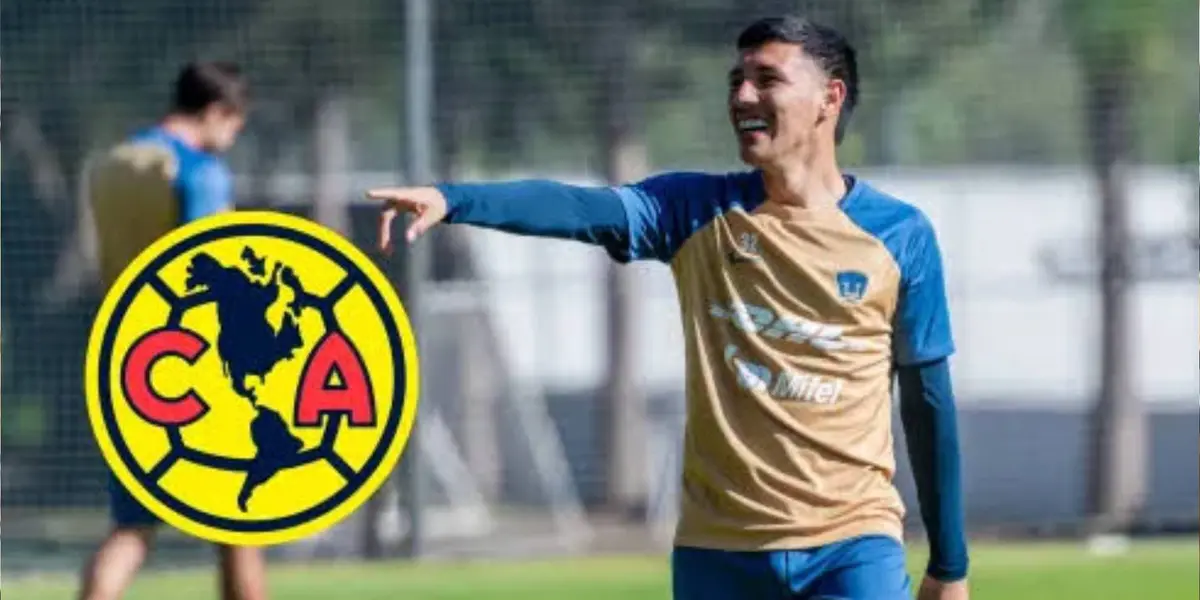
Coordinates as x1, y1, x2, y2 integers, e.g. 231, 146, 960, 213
436, 170, 968, 580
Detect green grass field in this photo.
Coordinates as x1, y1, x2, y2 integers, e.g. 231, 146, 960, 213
5, 539, 1197, 599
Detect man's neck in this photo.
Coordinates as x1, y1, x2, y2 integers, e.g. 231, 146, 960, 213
158, 114, 205, 150
760, 147, 845, 211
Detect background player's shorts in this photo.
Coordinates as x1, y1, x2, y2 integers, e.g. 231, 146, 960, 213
672, 534, 911, 600
108, 473, 160, 527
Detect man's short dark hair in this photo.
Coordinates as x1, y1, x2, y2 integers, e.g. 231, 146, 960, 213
736, 16, 859, 144
172, 61, 248, 116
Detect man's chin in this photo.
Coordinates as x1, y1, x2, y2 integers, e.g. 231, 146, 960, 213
737, 147, 770, 167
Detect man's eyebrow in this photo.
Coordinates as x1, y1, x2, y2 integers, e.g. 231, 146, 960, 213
730, 63, 788, 80
755, 64, 785, 78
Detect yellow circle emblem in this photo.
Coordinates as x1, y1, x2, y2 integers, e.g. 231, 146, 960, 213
85, 211, 419, 546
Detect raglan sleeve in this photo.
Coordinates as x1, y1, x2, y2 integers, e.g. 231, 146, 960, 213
892, 215, 955, 365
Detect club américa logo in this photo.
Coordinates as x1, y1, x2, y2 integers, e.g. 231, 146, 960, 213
84, 211, 419, 546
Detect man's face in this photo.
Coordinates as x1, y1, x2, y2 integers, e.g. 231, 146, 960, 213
727, 41, 841, 167
199, 104, 246, 153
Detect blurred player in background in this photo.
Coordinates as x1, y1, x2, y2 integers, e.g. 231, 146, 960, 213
79, 61, 268, 600
371, 15, 968, 600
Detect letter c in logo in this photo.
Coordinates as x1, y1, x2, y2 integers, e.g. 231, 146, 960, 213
122, 328, 210, 426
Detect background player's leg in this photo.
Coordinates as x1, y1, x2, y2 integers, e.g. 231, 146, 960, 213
216, 544, 269, 600
77, 475, 161, 600
672, 546, 789, 600
803, 535, 912, 600
77, 527, 157, 600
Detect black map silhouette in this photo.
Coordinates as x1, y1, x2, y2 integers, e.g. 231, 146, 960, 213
184, 246, 313, 511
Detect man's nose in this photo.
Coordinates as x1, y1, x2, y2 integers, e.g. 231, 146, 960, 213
731, 81, 759, 106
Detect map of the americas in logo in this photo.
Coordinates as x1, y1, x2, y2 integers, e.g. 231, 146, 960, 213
185, 247, 311, 511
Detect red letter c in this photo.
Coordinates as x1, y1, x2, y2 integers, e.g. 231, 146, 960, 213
122, 329, 210, 426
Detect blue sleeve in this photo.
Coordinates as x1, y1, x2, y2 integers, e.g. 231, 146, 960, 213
177, 160, 233, 224
437, 179, 631, 259
893, 216, 955, 365
898, 359, 968, 581
437, 172, 736, 263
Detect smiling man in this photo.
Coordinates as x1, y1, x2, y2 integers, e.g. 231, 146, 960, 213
370, 15, 968, 600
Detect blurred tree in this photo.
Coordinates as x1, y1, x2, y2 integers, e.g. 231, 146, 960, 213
1058, 0, 1191, 538
594, 0, 651, 517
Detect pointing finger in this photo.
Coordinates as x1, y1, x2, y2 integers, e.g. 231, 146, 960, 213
367, 188, 423, 212
377, 207, 397, 254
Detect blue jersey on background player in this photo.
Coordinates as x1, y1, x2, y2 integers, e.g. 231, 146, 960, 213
80, 62, 269, 600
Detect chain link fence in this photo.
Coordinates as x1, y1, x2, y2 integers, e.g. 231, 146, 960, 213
2, 0, 1197, 578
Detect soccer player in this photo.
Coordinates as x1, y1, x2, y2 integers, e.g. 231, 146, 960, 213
79, 62, 268, 600
372, 15, 968, 600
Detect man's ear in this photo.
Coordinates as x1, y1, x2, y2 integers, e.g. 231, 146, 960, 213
822, 78, 847, 121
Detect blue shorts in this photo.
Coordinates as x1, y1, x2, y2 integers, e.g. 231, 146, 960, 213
672, 535, 912, 600
108, 473, 160, 527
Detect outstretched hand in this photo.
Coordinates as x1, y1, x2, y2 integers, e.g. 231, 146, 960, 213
366, 186, 449, 254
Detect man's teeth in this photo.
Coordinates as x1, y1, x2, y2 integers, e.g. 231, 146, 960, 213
738, 118, 768, 132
